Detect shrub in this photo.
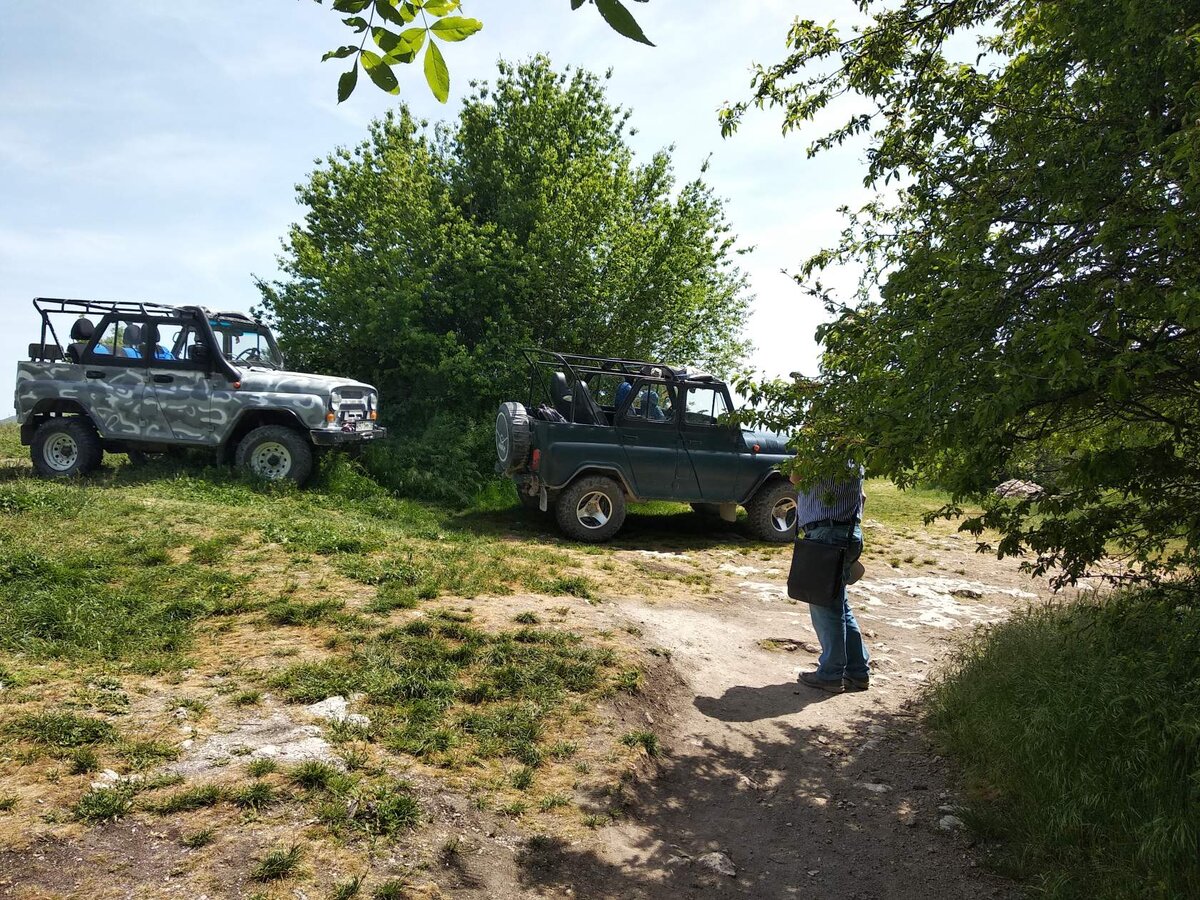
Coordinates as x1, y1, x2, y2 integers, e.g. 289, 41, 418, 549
924, 590, 1200, 899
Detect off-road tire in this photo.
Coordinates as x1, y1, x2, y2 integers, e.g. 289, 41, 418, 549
745, 478, 798, 543
495, 402, 532, 473
235, 425, 314, 484
31, 418, 103, 478
555, 475, 627, 543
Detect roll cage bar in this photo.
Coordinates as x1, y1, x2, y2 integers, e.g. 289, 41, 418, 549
31, 296, 241, 382
520, 348, 720, 424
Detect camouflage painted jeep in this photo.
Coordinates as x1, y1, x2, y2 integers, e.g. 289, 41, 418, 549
495, 351, 798, 543
14, 297, 386, 482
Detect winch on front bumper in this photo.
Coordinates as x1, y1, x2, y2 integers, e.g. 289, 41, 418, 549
310, 424, 387, 446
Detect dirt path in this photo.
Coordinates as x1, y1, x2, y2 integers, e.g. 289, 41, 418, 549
514, 530, 1051, 899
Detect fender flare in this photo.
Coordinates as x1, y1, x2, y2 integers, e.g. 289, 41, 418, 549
544, 465, 640, 502
740, 470, 792, 506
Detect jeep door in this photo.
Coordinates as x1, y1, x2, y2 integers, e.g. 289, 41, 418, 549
144, 317, 217, 444
679, 384, 746, 501
615, 380, 699, 499
81, 316, 172, 439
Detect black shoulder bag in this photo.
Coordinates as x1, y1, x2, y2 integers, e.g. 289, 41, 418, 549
786, 538, 846, 608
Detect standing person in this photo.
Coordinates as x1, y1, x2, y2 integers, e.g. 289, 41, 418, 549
793, 467, 868, 693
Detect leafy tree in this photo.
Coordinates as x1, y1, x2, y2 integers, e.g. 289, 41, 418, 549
316, 0, 651, 103
258, 57, 750, 496
724, 0, 1200, 586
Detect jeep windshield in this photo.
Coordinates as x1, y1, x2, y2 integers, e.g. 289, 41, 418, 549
209, 317, 283, 369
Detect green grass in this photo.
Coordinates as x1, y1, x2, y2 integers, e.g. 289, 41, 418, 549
181, 827, 216, 849
620, 730, 660, 757
250, 843, 304, 881
4, 711, 117, 749
73, 786, 135, 823
231, 781, 277, 811
151, 783, 224, 814
246, 758, 277, 778
924, 590, 1200, 899
272, 607, 620, 769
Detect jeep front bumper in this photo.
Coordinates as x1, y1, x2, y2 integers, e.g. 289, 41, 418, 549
310, 425, 387, 446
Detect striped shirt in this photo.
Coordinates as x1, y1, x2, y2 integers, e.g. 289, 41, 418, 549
795, 471, 865, 527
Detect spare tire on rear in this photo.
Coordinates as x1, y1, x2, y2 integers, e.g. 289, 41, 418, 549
495, 402, 532, 472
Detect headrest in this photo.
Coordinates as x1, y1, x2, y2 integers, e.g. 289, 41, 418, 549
144, 323, 160, 344
70, 318, 95, 341
123, 324, 143, 345
551, 371, 570, 401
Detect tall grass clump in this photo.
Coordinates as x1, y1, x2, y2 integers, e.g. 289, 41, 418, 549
924, 589, 1200, 900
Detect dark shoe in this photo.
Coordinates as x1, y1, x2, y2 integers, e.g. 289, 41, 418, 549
798, 671, 844, 693
844, 675, 870, 692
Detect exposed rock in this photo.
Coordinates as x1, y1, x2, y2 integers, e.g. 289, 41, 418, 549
951, 588, 983, 600
994, 479, 1042, 499
938, 814, 965, 831
696, 851, 737, 877
166, 710, 338, 775
857, 782, 892, 794
305, 695, 371, 728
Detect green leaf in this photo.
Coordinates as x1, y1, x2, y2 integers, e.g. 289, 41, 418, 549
399, 2, 418, 23
570, 0, 586, 9
341, 15, 369, 32
332, 0, 371, 12
593, 0, 654, 46
322, 45, 358, 62
361, 50, 400, 94
381, 27, 426, 64
429, 16, 482, 42
422, 0, 459, 15
337, 64, 359, 103
423, 40, 449, 103
374, 0, 406, 26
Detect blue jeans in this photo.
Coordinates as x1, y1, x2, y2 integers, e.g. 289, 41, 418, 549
805, 523, 868, 682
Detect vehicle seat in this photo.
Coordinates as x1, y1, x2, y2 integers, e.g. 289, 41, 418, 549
67, 318, 96, 363
145, 323, 175, 360
551, 371, 573, 420
572, 379, 607, 426
121, 324, 143, 358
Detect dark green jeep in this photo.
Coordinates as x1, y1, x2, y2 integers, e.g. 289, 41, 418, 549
495, 351, 798, 543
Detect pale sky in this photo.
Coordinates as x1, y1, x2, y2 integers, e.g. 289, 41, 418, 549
0, 1, 871, 411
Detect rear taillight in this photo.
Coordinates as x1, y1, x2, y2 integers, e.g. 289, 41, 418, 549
531, 449, 541, 471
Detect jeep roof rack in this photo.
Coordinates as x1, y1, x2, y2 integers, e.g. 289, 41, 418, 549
32, 297, 186, 358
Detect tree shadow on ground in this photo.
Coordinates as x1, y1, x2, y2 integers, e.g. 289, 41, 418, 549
504, 703, 1017, 900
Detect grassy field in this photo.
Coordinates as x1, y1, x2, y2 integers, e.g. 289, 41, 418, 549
0, 423, 666, 894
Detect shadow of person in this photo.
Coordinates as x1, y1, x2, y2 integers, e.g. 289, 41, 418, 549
693, 680, 838, 723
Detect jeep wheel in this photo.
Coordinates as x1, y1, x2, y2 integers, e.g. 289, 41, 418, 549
495, 402, 532, 472
235, 425, 313, 484
746, 479, 798, 543
31, 418, 103, 478
555, 475, 627, 542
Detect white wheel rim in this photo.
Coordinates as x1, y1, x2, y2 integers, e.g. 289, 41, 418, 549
771, 497, 798, 533
250, 441, 292, 479
495, 413, 510, 461
576, 490, 612, 530
43, 433, 79, 472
